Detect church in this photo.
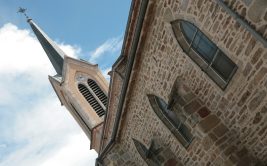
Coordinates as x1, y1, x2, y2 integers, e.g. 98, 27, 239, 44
28, 0, 267, 165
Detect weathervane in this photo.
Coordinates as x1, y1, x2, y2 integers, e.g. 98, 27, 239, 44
17, 7, 29, 19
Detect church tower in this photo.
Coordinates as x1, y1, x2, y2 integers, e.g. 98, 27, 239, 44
27, 18, 108, 152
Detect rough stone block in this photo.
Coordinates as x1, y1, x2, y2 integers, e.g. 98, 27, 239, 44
197, 107, 211, 118
218, 97, 228, 110
164, 158, 178, 166
213, 123, 229, 137
229, 155, 238, 164
238, 90, 251, 107
243, 63, 252, 77
198, 115, 220, 133
251, 48, 263, 64
224, 146, 236, 156
202, 136, 213, 151
245, 38, 256, 56
248, 90, 266, 110
215, 135, 228, 146
248, 0, 267, 23
255, 59, 263, 70
253, 67, 267, 85
237, 156, 253, 166
258, 126, 267, 136
213, 156, 224, 166
242, 0, 252, 6
184, 99, 202, 115
253, 112, 262, 124
180, 0, 189, 11
261, 106, 267, 114
236, 147, 248, 158
208, 132, 218, 142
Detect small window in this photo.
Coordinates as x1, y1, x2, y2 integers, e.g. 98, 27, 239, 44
148, 95, 193, 148
172, 20, 237, 90
132, 139, 162, 165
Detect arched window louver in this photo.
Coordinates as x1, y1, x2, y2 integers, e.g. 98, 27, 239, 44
171, 20, 237, 90
78, 84, 105, 117
87, 79, 108, 107
148, 94, 193, 148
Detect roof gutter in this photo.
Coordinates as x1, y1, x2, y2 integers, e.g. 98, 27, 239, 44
215, 0, 267, 48
96, 0, 150, 164
112, 0, 135, 69
97, 0, 135, 155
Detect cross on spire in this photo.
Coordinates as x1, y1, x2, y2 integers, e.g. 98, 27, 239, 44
17, 7, 29, 19
18, 8, 65, 75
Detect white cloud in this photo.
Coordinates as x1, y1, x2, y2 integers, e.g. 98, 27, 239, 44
0, 96, 97, 166
0, 23, 78, 75
89, 36, 122, 63
40, 134, 97, 166
0, 23, 97, 166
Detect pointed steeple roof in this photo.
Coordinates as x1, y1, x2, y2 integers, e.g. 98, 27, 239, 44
27, 18, 65, 75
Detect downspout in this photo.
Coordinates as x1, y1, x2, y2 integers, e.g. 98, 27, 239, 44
96, 0, 150, 165
215, 0, 267, 48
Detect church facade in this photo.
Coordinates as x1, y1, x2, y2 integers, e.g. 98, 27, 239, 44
28, 0, 267, 165
97, 0, 267, 165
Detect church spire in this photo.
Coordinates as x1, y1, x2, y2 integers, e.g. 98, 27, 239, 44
27, 18, 65, 75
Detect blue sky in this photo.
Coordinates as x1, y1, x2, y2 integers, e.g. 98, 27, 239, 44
0, 0, 131, 165
0, 0, 131, 69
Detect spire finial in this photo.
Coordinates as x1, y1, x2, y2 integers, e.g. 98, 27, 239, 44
17, 7, 31, 21
23, 13, 65, 75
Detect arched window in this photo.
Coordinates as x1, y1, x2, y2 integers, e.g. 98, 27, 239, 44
132, 139, 162, 165
78, 84, 105, 117
172, 20, 237, 90
87, 79, 108, 106
148, 94, 193, 148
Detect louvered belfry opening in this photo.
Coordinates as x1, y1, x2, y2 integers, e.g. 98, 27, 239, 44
78, 84, 105, 117
87, 79, 108, 107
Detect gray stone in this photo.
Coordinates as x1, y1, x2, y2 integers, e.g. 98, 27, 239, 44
248, 0, 267, 23
213, 123, 229, 137
253, 67, 267, 85
242, 0, 253, 6
238, 90, 251, 107
243, 63, 252, 77
184, 99, 202, 115
248, 90, 267, 111
198, 115, 220, 133
181, 0, 189, 11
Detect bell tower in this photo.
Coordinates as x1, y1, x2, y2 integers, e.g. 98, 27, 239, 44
27, 18, 108, 152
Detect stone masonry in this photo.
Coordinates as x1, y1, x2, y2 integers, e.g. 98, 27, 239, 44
99, 0, 267, 165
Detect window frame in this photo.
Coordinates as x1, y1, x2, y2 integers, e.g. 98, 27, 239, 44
132, 138, 162, 165
171, 20, 238, 90
148, 94, 193, 148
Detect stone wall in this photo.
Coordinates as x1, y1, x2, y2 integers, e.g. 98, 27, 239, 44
103, 0, 267, 165
100, 0, 141, 151
224, 0, 267, 38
